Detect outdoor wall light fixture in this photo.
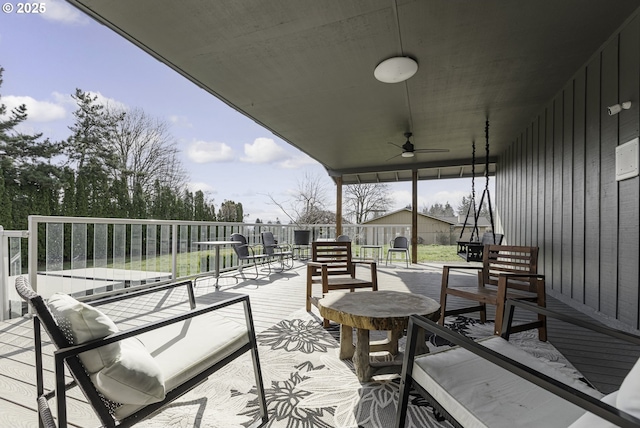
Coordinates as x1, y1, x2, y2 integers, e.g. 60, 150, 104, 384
608, 101, 632, 116
374, 56, 418, 83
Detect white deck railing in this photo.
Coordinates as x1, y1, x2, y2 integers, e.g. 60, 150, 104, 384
0, 215, 412, 320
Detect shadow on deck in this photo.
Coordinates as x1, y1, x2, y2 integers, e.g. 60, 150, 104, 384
0, 260, 637, 426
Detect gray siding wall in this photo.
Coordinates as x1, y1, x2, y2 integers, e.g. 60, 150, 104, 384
496, 15, 640, 329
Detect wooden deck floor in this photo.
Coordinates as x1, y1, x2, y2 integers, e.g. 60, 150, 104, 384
1, 260, 638, 426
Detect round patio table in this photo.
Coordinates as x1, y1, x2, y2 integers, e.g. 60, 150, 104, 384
317, 290, 440, 382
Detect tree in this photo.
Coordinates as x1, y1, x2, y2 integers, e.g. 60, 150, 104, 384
457, 193, 491, 218
108, 107, 186, 199
0, 67, 64, 228
267, 172, 331, 225
344, 183, 391, 223
217, 200, 244, 222
422, 202, 455, 218
65, 89, 123, 216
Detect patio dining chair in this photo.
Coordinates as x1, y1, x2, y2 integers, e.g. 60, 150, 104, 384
386, 236, 410, 268
230, 233, 270, 279
261, 231, 293, 271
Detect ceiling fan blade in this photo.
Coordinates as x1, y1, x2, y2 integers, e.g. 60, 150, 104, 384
387, 142, 403, 149
414, 148, 450, 153
385, 152, 403, 162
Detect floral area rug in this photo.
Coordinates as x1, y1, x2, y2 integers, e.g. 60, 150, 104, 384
139, 310, 583, 428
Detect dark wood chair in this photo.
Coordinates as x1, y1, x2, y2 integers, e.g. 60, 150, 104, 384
306, 241, 378, 326
439, 244, 546, 340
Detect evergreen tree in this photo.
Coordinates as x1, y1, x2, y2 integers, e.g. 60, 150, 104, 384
218, 200, 244, 222
0, 67, 64, 228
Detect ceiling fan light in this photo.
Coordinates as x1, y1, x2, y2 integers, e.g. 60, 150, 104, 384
374, 56, 418, 83
401, 151, 414, 158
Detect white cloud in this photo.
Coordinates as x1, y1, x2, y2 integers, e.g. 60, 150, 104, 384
40, 0, 89, 25
241, 137, 288, 164
51, 90, 128, 112
187, 140, 234, 163
169, 115, 192, 128
2, 95, 66, 122
278, 154, 318, 169
87, 91, 128, 111
187, 182, 215, 193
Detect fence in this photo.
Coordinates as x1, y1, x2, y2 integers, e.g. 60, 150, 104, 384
0, 216, 414, 320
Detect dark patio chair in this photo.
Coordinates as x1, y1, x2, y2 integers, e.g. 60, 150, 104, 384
386, 236, 410, 268
261, 231, 293, 271
336, 234, 351, 242
15, 275, 268, 428
230, 233, 270, 278
395, 299, 640, 428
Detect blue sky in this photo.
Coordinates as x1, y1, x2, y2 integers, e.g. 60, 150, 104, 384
0, 0, 485, 223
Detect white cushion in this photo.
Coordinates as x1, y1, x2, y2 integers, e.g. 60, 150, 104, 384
114, 310, 249, 419
47, 293, 120, 373
47, 293, 166, 406
567, 391, 619, 428
92, 338, 165, 405
412, 336, 603, 428
618, 357, 640, 419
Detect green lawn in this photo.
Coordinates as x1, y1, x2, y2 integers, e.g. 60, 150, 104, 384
356, 244, 460, 263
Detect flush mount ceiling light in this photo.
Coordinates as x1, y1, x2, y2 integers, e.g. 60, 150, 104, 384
374, 56, 418, 83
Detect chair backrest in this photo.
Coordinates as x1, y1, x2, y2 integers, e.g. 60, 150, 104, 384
336, 234, 351, 242
15, 276, 117, 425
230, 233, 250, 259
261, 231, 276, 256
480, 245, 539, 292
392, 236, 409, 249
310, 241, 354, 277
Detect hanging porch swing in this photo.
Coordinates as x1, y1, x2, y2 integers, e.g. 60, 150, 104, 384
456, 120, 503, 262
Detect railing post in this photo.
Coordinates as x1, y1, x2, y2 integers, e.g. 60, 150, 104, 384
171, 223, 178, 280
28, 216, 38, 294
0, 226, 6, 321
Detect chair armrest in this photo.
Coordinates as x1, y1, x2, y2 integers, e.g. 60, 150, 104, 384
87, 280, 196, 310
405, 312, 640, 428
352, 260, 377, 267
442, 264, 483, 271
55, 295, 251, 359
498, 272, 545, 280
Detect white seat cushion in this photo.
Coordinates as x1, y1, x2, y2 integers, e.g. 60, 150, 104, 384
617, 356, 640, 418
412, 336, 603, 428
567, 391, 619, 428
115, 310, 249, 419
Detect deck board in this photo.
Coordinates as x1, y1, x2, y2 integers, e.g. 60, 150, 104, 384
0, 261, 637, 426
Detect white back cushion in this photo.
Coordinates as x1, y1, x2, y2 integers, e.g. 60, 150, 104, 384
47, 293, 120, 373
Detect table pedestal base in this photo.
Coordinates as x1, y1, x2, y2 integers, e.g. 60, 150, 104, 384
339, 325, 429, 382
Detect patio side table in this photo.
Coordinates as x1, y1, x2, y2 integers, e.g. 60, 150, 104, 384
317, 290, 440, 382
359, 245, 383, 263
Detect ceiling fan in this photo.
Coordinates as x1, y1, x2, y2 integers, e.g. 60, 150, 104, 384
387, 132, 450, 161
